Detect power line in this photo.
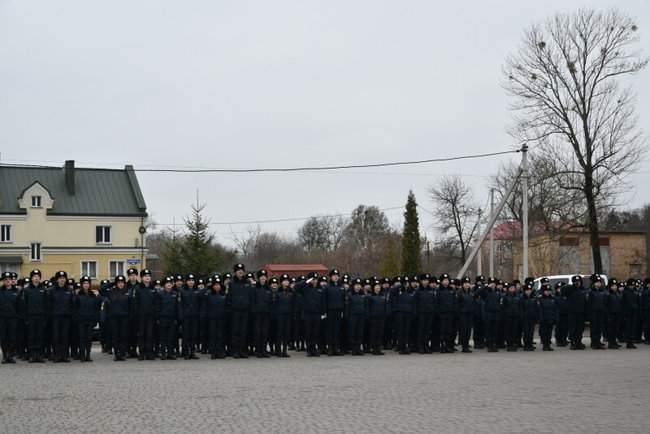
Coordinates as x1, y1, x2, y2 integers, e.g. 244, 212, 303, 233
1, 149, 519, 173
133, 150, 519, 173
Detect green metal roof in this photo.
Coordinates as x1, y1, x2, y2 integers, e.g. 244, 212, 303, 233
0, 164, 147, 216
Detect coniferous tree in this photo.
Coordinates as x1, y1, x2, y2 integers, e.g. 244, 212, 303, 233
401, 190, 421, 275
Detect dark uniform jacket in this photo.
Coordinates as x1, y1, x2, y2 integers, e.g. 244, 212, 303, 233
50, 285, 74, 317
228, 277, 253, 311
74, 292, 101, 322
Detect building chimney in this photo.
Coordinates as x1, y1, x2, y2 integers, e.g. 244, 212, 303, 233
64, 160, 75, 194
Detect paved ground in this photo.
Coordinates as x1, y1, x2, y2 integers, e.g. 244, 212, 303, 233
1, 342, 649, 434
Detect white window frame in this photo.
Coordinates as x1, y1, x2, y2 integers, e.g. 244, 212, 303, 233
31, 195, 42, 208
96, 225, 112, 244
109, 260, 125, 279
81, 260, 98, 279
0, 224, 11, 243
30, 242, 42, 262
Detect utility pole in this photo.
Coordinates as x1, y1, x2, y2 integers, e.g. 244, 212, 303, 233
476, 208, 482, 276
521, 144, 529, 280
489, 188, 495, 277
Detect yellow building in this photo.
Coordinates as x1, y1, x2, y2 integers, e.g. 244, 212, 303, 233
0, 160, 148, 281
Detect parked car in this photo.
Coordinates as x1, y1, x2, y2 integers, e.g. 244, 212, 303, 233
533, 274, 608, 291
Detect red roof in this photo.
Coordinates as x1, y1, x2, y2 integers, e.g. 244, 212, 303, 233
263, 264, 328, 277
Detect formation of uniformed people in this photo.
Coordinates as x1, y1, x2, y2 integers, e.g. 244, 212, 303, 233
1, 265, 650, 364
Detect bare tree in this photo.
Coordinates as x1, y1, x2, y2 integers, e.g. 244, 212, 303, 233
504, 8, 648, 273
430, 176, 480, 267
298, 215, 348, 252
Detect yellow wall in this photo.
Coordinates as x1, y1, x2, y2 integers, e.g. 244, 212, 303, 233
19, 253, 147, 281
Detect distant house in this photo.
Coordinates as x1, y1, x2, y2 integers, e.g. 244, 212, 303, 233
0, 160, 148, 281
483, 220, 647, 280
262, 264, 328, 278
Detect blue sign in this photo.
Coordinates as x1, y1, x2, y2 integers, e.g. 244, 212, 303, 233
126, 259, 141, 265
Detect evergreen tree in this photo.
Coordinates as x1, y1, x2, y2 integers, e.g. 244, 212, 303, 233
380, 236, 400, 277
401, 190, 421, 275
180, 202, 218, 277
162, 229, 185, 276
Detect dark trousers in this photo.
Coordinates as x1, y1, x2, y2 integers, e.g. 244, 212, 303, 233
303, 315, 321, 354
138, 316, 155, 357
182, 317, 199, 354
439, 313, 454, 349
78, 320, 94, 358
590, 311, 605, 345
327, 310, 342, 352
159, 317, 177, 355
347, 315, 364, 350
624, 311, 638, 344
555, 313, 569, 344
539, 322, 554, 345
276, 315, 291, 352
459, 313, 473, 348
231, 310, 249, 356
567, 312, 585, 345
28, 315, 46, 358
504, 316, 519, 348
643, 309, 650, 342
110, 316, 129, 357
208, 317, 225, 355
254, 312, 270, 354
395, 312, 413, 352
52, 316, 70, 360
484, 318, 497, 348
473, 313, 484, 347
0, 317, 17, 360
523, 318, 535, 347
369, 317, 385, 350
430, 314, 440, 351
416, 312, 433, 351
607, 314, 621, 345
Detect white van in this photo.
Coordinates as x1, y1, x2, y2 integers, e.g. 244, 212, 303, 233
533, 274, 609, 291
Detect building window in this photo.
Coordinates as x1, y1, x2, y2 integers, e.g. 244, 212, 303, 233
96, 226, 111, 244
31, 196, 42, 208
0, 225, 10, 242
109, 261, 125, 279
30, 243, 41, 262
81, 261, 97, 279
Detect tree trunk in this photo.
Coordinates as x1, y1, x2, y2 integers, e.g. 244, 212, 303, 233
584, 174, 603, 273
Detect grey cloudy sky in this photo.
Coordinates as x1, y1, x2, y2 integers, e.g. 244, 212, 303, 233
1, 0, 649, 247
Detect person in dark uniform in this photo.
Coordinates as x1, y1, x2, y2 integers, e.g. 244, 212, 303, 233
563, 275, 587, 350
297, 273, 325, 357
538, 284, 557, 351
437, 274, 456, 354
157, 277, 180, 359
204, 276, 227, 359
588, 274, 607, 349
521, 283, 538, 351
604, 279, 622, 349
324, 269, 345, 356
106, 275, 130, 361
252, 270, 272, 358
134, 269, 157, 360
483, 277, 502, 352
368, 280, 388, 355
125, 268, 140, 358
180, 274, 201, 359
457, 276, 474, 353
68, 278, 80, 360
23, 269, 47, 363
501, 282, 522, 352
0, 272, 19, 364
622, 278, 639, 349
98, 279, 111, 353
228, 264, 253, 359
472, 275, 485, 349
50, 271, 73, 363
274, 274, 293, 357
392, 276, 414, 354
346, 278, 368, 356
415, 273, 434, 354
553, 282, 569, 346
640, 278, 650, 345
74, 275, 101, 362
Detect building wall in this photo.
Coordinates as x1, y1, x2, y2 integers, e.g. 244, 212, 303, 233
17, 252, 147, 281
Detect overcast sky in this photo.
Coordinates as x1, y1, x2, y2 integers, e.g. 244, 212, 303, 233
1, 0, 648, 248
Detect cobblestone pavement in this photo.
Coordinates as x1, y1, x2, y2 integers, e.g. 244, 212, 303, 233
1, 342, 649, 434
